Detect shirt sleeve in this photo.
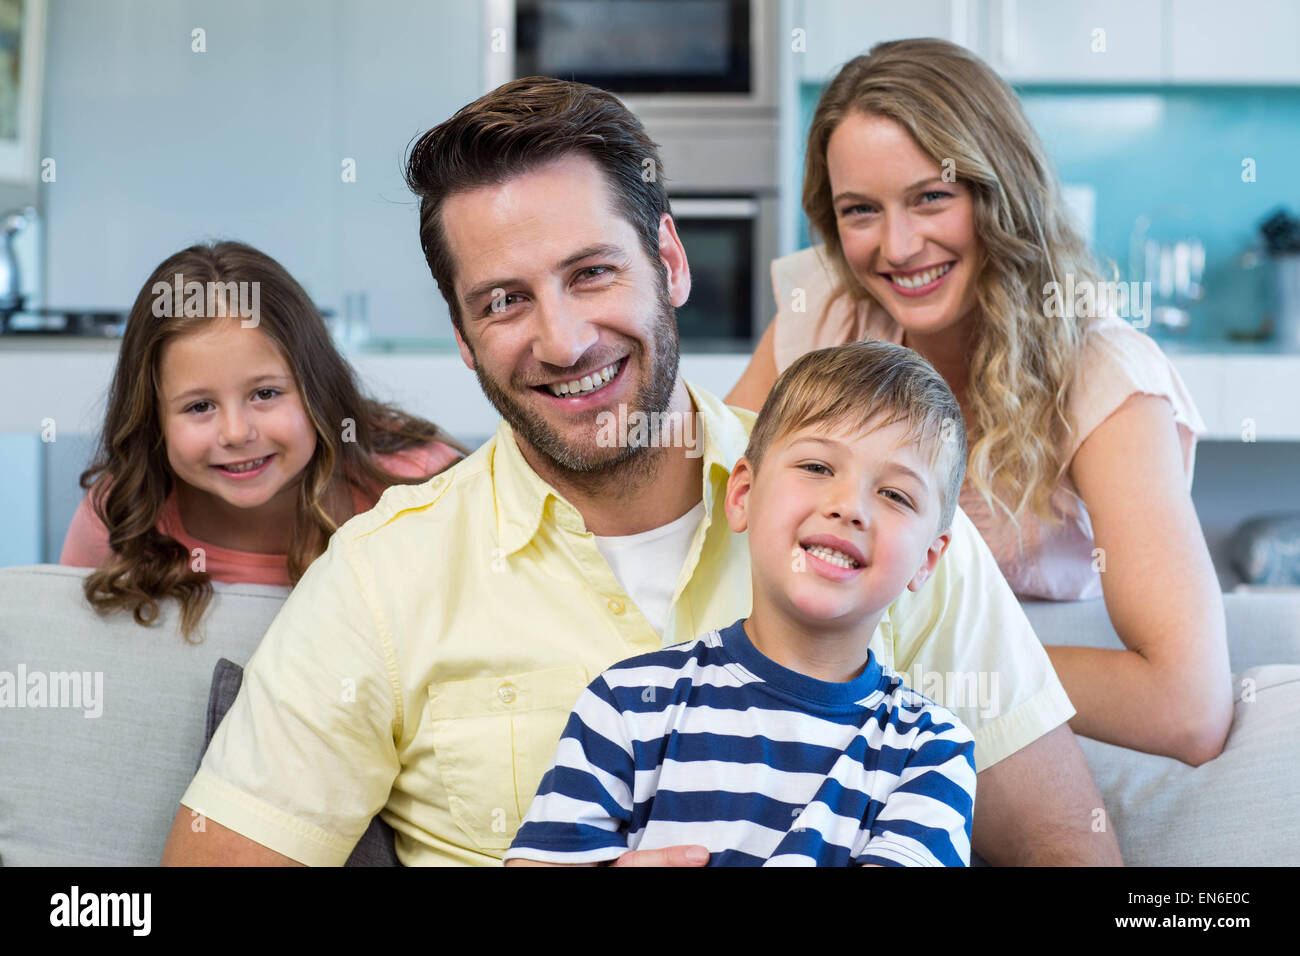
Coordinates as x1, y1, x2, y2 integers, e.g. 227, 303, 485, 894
502, 677, 636, 865
59, 488, 112, 569
179, 528, 403, 866
884, 505, 1077, 772
855, 707, 977, 867
1066, 318, 1205, 485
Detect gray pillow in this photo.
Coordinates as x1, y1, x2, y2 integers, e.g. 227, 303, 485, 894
1229, 514, 1300, 586
202, 658, 400, 867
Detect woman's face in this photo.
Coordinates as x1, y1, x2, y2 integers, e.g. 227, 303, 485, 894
826, 111, 981, 340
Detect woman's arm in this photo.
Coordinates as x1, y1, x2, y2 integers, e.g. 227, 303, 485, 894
724, 318, 779, 412
1048, 393, 1232, 766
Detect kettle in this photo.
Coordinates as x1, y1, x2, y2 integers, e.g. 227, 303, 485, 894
0, 206, 35, 313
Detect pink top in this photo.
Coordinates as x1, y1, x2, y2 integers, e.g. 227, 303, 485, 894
59, 440, 462, 587
769, 245, 1206, 600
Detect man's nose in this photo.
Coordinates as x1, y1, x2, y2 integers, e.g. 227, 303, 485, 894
881, 211, 924, 267
532, 294, 597, 370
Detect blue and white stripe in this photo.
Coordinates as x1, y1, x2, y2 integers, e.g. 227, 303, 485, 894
505, 619, 976, 866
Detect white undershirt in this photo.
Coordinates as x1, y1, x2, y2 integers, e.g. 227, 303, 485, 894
592, 501, 707, 637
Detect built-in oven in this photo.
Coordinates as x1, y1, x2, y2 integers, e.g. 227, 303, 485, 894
670, 194, 778, 348
513, 0, 754, 96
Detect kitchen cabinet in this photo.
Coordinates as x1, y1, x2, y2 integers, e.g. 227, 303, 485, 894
986, 0, 1164, 83
796, 0, 981, 84
1168, 0, 1300, 84
795, 1, 1300, 88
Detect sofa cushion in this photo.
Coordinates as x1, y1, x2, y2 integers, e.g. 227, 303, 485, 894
0, 565, 289, 866
1077, 665, 1300, 865
203, 658, 400, 866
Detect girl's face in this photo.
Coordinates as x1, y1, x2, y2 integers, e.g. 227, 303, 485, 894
826, 111, 982, 340
157, 320, 317, 514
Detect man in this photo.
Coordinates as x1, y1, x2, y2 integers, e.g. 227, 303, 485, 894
162, 77, 1121, 866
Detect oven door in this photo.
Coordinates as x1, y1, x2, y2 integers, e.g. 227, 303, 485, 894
669, 197, 756, 348
514, 0, 752, 95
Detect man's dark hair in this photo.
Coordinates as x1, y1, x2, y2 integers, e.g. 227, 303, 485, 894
405, 76, 670, 335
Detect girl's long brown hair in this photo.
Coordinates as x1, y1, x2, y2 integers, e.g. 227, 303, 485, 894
80, 241, 470, 640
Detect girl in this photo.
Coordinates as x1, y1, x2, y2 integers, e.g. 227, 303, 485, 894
62, 240, 468, 639
727, 39, 1231, 766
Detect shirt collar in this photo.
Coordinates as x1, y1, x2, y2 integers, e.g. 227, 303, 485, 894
492, 378, 755, 557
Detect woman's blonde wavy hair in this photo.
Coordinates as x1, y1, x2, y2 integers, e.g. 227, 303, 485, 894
80, 241, 469, 641
803, 37, 1104, 537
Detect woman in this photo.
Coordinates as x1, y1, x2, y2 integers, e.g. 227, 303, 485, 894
728, 39, 1230, 766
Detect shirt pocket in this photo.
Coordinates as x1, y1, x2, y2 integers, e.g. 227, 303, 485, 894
427, 665, 589, 851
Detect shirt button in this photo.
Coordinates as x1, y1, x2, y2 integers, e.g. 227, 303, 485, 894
497, 682, 517, 704
607, 597, 626, 615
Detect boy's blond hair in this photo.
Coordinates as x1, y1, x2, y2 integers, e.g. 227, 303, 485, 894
744, 341, 967, 532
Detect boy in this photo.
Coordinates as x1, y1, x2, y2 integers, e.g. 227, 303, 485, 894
504, 341, 977, 866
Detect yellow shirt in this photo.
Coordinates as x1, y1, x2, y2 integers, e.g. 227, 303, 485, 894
182, 380, 1075, 866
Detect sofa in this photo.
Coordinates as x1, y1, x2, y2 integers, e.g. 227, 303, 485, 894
3, 563, 1298, 866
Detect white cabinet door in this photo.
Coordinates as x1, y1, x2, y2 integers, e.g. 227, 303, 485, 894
1169, 0, 1300, 83
988, 0, 1164, 83
335, 0, 484, 346
797, 0, 980, 84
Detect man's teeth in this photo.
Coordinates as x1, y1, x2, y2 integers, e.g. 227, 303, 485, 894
220, 456, 268, 473
546, 360, 621, 397
803, 544, 861, 569
889, 262, 953, 290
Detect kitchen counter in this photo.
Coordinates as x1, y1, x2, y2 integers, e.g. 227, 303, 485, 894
3, 334, 1300, 441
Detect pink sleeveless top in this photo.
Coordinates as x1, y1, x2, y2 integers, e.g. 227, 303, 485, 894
59, 440, 462, 587
769, 245, 1205, 601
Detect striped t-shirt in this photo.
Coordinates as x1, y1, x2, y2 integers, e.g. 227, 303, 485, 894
504, 618, 977, 867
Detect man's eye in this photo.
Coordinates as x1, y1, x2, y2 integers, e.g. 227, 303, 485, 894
579, 266, 611, 280
483, 293, 522, 316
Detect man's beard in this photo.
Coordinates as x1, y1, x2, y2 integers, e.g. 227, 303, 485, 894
469, 276, 681, 486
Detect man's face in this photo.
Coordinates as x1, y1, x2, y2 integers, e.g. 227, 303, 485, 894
442, 152, 688, 473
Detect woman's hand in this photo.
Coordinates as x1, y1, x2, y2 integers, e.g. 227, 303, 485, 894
1050, 393, 1232, 766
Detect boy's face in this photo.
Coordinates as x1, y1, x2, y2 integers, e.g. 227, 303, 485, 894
724, 417, 952, 630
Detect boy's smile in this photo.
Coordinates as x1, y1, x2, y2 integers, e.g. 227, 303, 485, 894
725, 417, 953, 678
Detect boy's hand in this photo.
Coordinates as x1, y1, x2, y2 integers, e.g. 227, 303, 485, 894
611, 845, 710, 867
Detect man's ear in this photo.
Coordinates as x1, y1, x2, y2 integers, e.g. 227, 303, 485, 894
452, 321, 476, 372
723, 457, 755, 534
907, 529, 952, 592
658, 213, 692, 309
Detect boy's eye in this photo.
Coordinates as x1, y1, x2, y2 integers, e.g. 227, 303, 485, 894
799, 462, 831, 475
881, 488, 913, 508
